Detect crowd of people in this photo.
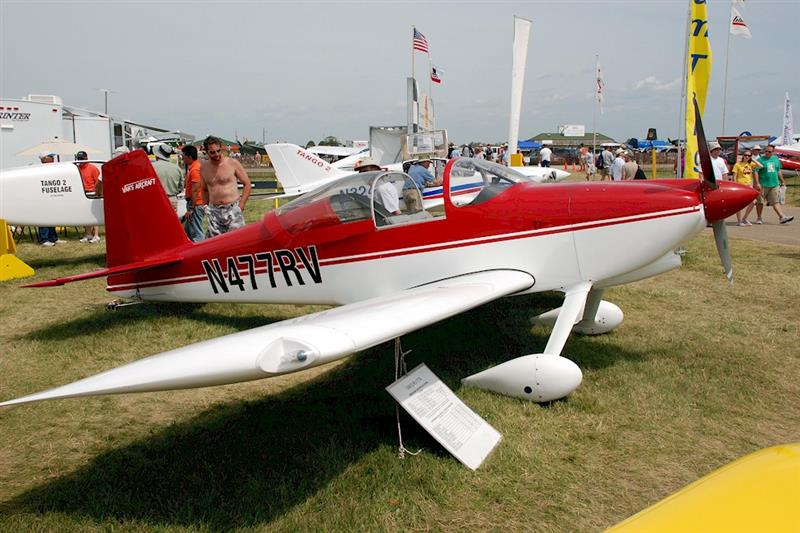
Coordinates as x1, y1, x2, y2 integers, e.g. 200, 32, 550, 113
32, 135, 793, 248
581, 145, 645, 182
717, 143, 793, 225
35, 136, 253, 248
448, 142, 511, 164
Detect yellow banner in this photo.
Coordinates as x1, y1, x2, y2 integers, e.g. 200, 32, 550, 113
684, 0, 713, 179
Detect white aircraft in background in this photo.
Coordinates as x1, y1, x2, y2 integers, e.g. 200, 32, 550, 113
266, 143, 569, 201
1, 159, 107, 227
0, 156, 185, 229
306, 145, 367, 164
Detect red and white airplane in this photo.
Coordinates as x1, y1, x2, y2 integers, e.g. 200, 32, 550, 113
0, 108, 756, 408
775, 144, 800, 173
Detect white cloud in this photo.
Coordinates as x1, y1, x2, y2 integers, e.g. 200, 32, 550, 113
633, 76, 681, 92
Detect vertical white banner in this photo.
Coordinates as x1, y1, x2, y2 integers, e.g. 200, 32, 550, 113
507, 16, 532, 158
596, 57, 604, 115
781, 93, 794, 146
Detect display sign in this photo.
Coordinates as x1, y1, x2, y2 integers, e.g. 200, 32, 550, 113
387, 363, 501, 470
404, 129, 448, 159
559, 124, 585, 137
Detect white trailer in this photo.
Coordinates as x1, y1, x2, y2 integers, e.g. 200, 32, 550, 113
0, 95, 191, 227
0, 95, 65, 169
0, 94, 189, 171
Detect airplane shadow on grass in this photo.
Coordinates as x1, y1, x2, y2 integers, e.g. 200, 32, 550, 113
22, 252, 106, 270
5, 293, 647, 530
21, 302, 289, 342
770, 250, 800, 261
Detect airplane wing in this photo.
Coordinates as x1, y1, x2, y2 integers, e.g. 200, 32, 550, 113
1, 270, 534, 406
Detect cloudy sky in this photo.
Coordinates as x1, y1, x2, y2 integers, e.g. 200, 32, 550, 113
2, 0, 796, 145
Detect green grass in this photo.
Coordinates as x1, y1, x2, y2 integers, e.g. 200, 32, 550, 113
1, 213, 798, 531
784, 173, 800, 206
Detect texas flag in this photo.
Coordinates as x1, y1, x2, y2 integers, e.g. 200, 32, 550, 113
430, 66, 442, 84
730, 6, 752, 39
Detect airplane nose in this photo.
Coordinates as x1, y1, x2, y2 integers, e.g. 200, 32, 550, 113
703, 181, 759, 223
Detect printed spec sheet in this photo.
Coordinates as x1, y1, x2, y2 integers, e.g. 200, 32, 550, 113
387, 364, 501, 470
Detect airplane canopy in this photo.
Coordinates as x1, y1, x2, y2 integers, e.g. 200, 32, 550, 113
277, 171, 425, 230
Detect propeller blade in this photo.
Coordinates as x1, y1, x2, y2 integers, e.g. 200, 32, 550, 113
694, 96, 735, 283
693, 96, 717, 190
712, 219, 734, 284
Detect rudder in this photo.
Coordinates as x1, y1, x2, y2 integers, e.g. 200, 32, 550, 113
102, 150, 190, 267
265, 143, 348, 195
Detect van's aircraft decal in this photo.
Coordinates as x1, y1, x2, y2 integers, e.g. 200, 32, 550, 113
122, 178, 157, 194
201, 245, 322, 294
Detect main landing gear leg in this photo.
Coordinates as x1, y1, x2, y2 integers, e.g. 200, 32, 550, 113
106, 298, 143, 311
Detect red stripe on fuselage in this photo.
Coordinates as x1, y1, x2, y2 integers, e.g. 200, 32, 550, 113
108, 181, 702, 291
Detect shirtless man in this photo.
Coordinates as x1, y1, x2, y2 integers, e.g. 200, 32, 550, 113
200, 135, 252, 237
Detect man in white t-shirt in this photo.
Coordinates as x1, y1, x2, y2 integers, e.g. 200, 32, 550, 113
611, 149, 625, 181
539, 146, 552, 167
355, 157, 401, 215
709, 143, 730, 182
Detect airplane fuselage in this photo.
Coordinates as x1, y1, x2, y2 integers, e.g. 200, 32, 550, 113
109, 180, 707, 305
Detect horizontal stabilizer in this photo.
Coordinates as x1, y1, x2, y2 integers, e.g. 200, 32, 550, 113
2, 270, 534, 406
23, 255, 183, 287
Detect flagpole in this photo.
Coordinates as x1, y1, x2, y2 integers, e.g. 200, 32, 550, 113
427, 55, 433, 132
721, 4, 733, 136
411, 26, 415, 82
592, 54, 598, 158
677, 4, 690, 178
427, 57, 432, 101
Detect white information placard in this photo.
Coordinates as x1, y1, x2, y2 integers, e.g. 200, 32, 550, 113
386, 364, 501, 470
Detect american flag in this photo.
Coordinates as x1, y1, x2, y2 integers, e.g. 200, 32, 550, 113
413, 28, 429, 54
430, 66, 442, 84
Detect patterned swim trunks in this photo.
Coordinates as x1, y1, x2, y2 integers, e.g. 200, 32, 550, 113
206, 201, 244, 237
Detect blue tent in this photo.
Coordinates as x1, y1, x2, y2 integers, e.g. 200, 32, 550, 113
627, 139, 673, 151
518, 140, 541, 150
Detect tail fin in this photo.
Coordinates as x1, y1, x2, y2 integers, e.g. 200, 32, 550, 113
102, 150, 190, 267
266, 143, 349, 196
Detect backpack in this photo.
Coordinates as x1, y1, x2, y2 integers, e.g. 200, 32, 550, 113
634, 165, 647, 180
595, 153, 604, 169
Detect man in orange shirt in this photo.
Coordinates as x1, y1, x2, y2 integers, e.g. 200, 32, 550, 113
181, 145, 205, 241
76, 151, 101, 243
